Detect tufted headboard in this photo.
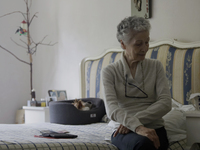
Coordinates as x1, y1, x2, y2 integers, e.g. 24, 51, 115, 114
80, 39, 200, 105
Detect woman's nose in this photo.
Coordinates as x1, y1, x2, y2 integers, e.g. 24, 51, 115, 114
141, 44, 148, 52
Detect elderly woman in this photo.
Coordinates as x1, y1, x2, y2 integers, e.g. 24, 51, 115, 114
102, 16, 171, 150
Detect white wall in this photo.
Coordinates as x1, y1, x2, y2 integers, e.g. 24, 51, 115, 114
33, 0, 131, 101
150, 1, 200, 42
0, 0, 200, 123
0, 0, 30, 123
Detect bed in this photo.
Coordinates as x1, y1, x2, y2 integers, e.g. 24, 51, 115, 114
0, 123, 116, 150
0, 39, 200, 150
79, 39, 200, 150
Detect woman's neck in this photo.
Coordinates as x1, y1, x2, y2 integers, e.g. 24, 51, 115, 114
124, 53, 138, 78
124, 52, 139, 69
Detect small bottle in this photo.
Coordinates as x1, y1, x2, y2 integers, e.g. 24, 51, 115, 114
31, 89, 36, 101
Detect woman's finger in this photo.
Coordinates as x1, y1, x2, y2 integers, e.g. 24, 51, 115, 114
113, 124, 123, 137
119, 125, 130, 134
125, 129, 130, 134
113, 127, 119, 137
136, 126, 160, 149
113, 124, 130, 137
150, 130, 160, 149
153, 135, 160, 149
146, 132, 160, 149
120, 125, 127, 134
118, 125, 124, 133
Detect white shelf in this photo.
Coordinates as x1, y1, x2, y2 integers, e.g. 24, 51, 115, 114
23, 106, 50, 124
23, 106, 49, 110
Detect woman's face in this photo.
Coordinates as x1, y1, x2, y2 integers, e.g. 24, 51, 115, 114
121, 30, 150, 62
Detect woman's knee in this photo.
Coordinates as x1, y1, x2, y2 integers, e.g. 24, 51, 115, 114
111, 132, 156, 150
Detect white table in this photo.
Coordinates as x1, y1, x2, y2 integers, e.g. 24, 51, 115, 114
23, 106, 50, 124
185, 110, 200, 150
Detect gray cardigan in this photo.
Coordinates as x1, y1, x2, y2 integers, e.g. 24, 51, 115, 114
101, 53, 171, 132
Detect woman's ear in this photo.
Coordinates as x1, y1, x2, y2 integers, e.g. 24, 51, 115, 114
120, 40, 126, 50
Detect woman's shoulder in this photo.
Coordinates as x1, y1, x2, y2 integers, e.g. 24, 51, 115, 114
144, 58, 162, 65
102, 59, 122, 76
144, 58, 163, 69
144, 58, 160, 63
102, 59, 122, 71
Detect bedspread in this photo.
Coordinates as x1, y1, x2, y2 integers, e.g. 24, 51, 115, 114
0, 123, 117, 150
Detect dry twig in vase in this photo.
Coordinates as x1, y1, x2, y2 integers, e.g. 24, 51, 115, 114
0, 0, 57, 100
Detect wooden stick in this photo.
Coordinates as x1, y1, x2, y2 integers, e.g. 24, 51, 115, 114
0, 45, 30, 65
0, 11, 27, 21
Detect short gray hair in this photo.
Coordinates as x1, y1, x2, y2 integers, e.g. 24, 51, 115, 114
116, 16, 151, 44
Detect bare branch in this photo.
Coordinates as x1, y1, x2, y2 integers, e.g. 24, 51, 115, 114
11, 38, 27, 49
19, 39, 31, 53
30, 42, 38, 54
0, 0, 57, 99
29, 36, 35, 45
24, 0, 28, 8
31, 46, 38, 54
20, 39, 28, 47
30, 36, 35, 43
39, 42, 58, 46
33, 35, 57, 46
30, 43, 55, 54
0, 11, 27, 21
0, 45, 30, 65
29, 35, 57, 54
40, 35, 48, 43
29, 12, 38, 26
31, 41, 57, 55
29, 0, 32, 10
29, 40, 33, 46
24, 0, 30, 25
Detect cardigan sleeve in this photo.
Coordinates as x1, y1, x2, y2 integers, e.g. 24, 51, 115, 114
133, 60, 172, 125
102, 66, 143, 132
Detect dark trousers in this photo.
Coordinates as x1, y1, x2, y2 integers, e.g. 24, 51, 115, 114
111, 127, 169, 150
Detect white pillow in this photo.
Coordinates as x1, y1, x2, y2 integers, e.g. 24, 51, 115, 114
171, 98, 183, 108
179, 104, 195, 112
163, 108, 186, 142
163, 104, 195, 143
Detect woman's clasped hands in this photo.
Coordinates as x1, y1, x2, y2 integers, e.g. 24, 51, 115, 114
136, 125, 160, 149
113, 124, 160, 149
